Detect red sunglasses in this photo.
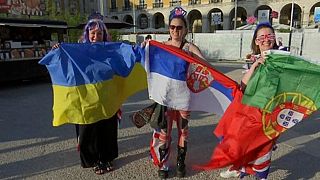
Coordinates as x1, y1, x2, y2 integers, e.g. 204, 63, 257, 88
169, 25, 183, 30
256, 33, 275, 42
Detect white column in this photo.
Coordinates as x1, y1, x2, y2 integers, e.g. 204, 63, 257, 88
202, 16, 209, 33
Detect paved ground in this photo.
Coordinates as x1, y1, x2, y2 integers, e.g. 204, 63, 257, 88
0, 62, 320, 180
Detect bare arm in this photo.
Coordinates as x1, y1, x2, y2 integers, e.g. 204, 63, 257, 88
241, 56, 265, 85
188, 43, 213, 68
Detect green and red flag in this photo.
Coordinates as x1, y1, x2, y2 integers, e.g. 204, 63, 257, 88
197, 50, 320, 176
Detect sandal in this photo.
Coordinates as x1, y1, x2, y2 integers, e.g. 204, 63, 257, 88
93, 161, 107, 175
105, 161, 114, 172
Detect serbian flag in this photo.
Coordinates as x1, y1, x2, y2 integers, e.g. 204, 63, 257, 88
39, 42, 147, 126
198, 50, 320, 178
143, 40, 238, 115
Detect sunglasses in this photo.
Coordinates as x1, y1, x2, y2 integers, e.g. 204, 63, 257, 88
256, 33, 275, 42
169, 25, 184, 30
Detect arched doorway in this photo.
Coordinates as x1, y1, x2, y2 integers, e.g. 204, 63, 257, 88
187, 9, 202, 33
280, 3, 302, 28
111, 16, 119, 20
153, 12, 165, 29
208, 8, 223, 32
309, 2, 320, 25
138, 14, 149, 29
123, 15, 133, 25
229, 6, 247, 29
254, 5, 272, 24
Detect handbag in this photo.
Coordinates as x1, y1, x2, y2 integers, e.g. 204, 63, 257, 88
131, 102, 166, 129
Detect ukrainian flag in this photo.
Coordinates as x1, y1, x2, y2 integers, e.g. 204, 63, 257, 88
39, 42, 147, 126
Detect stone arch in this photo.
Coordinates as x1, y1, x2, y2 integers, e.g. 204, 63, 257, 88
153, 12, 165, 29
229, 6, 247, 29
187, 9, 202, 33
254, 5, 272, 24
111, 16, 118, 20
208, 8, 223, 32
280, 3, 302, 28
123, 15, 133, 25
138, 13, 149, 29
309, 2, 320, 25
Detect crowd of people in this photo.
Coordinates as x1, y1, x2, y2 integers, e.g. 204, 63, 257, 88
51, 6, 290, 180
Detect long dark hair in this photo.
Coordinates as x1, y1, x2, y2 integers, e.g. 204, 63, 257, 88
251, 23, 278, 55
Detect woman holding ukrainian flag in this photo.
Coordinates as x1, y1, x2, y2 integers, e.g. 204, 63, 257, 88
46, 12, 147, 175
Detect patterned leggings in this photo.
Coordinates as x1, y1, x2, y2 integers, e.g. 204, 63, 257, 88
150, 109, 190, 170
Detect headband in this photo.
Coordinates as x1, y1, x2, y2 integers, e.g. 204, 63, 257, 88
88, 12, 104, 21
254, 22, 273, 36
169, 7, 187, 21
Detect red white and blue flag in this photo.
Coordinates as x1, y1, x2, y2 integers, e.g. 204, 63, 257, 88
143, 40, 238, 115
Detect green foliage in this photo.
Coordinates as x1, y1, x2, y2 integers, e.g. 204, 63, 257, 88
68, 29, 83, 43
109, 30, 121, 42
277, 28, 291, 33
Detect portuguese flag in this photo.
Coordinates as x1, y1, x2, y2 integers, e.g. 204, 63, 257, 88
198, 50, 320, 174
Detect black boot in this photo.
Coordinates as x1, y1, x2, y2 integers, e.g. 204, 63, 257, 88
158, 148, 169, 179
158, 169, 168, 179
176, 146, 187, 178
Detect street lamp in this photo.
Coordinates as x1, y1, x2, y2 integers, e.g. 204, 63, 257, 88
289, 0, 294, 31
133, 0, 136, 33
234, 0, 237, 30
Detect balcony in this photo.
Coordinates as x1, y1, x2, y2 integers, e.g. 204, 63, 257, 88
122, 6, 132, 11
170, 0, 181, 6
153, 2, 163, 8
136, 4, 147, 10
188, 0, 201, 5
109, 7, 118, 12
210, 0, 222, 3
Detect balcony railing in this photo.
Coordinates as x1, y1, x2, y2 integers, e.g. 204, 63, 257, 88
210, 0, 222, 3
122, 6, 132, 11
109, 7, 118, 12
188, 0, 201, 5
153, 2, 163, 8
136, 4, 147, 10
170, 0, 181, 6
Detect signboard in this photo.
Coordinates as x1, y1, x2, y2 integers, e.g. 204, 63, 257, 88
315, 7, 320, 23
258, 10, 270, 23
0, 0, 46, 16
211, 12, 221, 25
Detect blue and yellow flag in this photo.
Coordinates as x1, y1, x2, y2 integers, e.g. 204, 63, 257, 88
39, 42, 147, 126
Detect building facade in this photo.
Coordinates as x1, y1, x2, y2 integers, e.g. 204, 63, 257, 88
105, 0, 320, 33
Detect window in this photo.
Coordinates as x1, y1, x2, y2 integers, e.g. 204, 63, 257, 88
111, 0, 117, 9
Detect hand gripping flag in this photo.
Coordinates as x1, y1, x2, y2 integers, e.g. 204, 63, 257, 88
39, 42, 147, 126
198, 50, 320, 178
143, 40, 239, 115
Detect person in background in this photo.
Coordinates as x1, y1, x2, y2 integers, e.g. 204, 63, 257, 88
220, 22, 279, 180
140, 34, 152, 48
52, 12, 120, 175
148, 7, 208, 179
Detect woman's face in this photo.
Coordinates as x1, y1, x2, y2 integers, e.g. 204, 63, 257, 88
169, 18, 186, 41
89, 26, 104, 42
255, 27, 276, 52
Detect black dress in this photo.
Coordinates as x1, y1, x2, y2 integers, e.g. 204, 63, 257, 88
78, 114, 118, 168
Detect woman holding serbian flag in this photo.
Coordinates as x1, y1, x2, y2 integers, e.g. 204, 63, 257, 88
147, 7, 208, 179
